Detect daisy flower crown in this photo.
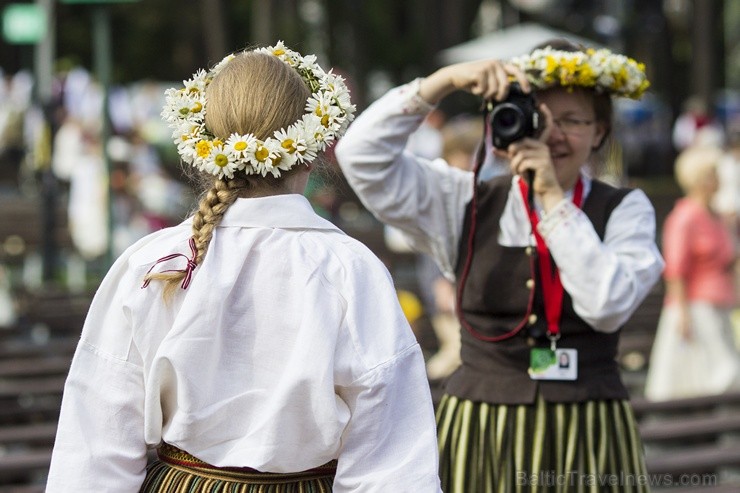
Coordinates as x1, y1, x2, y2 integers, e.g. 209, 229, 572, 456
161, 41, 356, 179
510, 47, 650, 100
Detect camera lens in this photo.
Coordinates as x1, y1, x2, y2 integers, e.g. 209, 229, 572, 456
488, 83, 540, 149
491, 104, 525, 138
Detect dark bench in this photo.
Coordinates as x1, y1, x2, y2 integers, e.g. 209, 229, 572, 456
0, 449, 52, 483
0, 196, 71, 261
0, 422, 57, 446
632, 391, 740, 489
0, 485, 45, 493
632, 391, 740, 417
0, 375, 67, 399
639, 413, 740, 443
646, 443, 740, 476
0, 336, 78, 360
13, 290, 91, 336
0, 336, 72, 428
0, 398, 61, 425
0, 356, 71, 379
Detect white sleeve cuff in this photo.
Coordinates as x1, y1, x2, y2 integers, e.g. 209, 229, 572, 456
398, 78, 437, 115
537, 199, 578, 238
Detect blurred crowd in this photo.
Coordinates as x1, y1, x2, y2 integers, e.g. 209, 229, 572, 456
0, 65, 190, 262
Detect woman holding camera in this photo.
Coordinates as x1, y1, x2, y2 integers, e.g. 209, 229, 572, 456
335, 40, 663, 492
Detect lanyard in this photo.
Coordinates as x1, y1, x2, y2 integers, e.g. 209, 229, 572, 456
517, 177, 583, 343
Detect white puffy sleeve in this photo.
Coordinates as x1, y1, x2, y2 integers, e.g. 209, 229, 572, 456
329, 248, 441, 492
46, 254, 148, 492
538, 188, 665, 333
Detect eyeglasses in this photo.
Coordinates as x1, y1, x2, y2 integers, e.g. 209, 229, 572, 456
552, 116, 594, 134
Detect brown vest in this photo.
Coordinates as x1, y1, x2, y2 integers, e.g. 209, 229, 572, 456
448, 176, 632, 404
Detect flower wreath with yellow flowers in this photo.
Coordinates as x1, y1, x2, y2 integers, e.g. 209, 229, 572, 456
510, 47, 650, 100
161, 41, 356, 179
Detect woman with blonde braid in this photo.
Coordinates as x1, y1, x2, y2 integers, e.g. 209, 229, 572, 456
47, 44, 442, 492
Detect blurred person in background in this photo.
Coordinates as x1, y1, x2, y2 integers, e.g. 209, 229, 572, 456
714, 120, 740, 235
0, 70, 34, 191
47, 43, 441, 492
672, 95, 723, 152
645, 144, 740, 401
336, 39, 663, 492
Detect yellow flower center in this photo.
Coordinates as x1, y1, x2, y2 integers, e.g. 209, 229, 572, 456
213, 139, 223, 147
191, 102, 203, 113
281, 139, 296, 153
273, 49, 285, 56
195, 140, 211, 158
234, 141, 247, 151
255, 146, 269, 162
214, 154, 229, 167
320, 114, 330, 127
179, 107, 190, 116
314, 107, 323, 117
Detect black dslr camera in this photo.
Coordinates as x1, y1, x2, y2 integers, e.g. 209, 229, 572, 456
489, 82, 542, 149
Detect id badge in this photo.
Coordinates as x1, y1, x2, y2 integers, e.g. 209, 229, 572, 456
528, 348, 578, 381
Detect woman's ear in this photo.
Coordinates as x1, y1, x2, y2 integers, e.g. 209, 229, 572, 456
592, 121, 610, 151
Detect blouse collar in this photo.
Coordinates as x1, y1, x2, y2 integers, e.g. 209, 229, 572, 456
215, 193, 342, 232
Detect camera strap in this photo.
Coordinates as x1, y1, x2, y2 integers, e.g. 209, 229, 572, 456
517, 177, 584, 345
455, 108, 538, 343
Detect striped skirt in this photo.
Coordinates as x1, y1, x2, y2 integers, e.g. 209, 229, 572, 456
437, 394, 650, 493
139, 443, 336, 493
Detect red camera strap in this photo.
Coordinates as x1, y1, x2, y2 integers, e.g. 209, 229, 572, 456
517, 177, 583, 339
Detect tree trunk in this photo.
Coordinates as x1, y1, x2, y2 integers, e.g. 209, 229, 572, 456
201, 0, 227, 62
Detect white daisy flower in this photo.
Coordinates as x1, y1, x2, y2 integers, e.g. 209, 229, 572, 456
302, 114, 333, 151
202, 144, 238, 179
212, 54, 236, 76
183, 70, 207, 98
274, 126, 306, 156
243, 140, 277, 176
306, 92, 343, 127
161, 89, 197, 124
263, 139, 294, 176
225, 133, 257, 168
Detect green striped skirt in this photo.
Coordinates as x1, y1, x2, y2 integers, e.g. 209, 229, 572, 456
139, 444, 336, 492
437, 393, 650, 493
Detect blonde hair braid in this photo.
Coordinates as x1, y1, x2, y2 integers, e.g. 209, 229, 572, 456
191, 178, 247, 264
144, 177, 248, 301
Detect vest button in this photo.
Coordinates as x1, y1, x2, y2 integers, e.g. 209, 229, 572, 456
525, 246, 533, 256
528, 314, 538, 325
527, 337, 536, 347
526, 279, 535, 290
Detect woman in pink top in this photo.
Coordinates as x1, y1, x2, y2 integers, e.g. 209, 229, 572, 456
645, 144, 740, 401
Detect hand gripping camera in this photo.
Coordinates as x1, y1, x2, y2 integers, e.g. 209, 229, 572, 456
489, 82, 542, 149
